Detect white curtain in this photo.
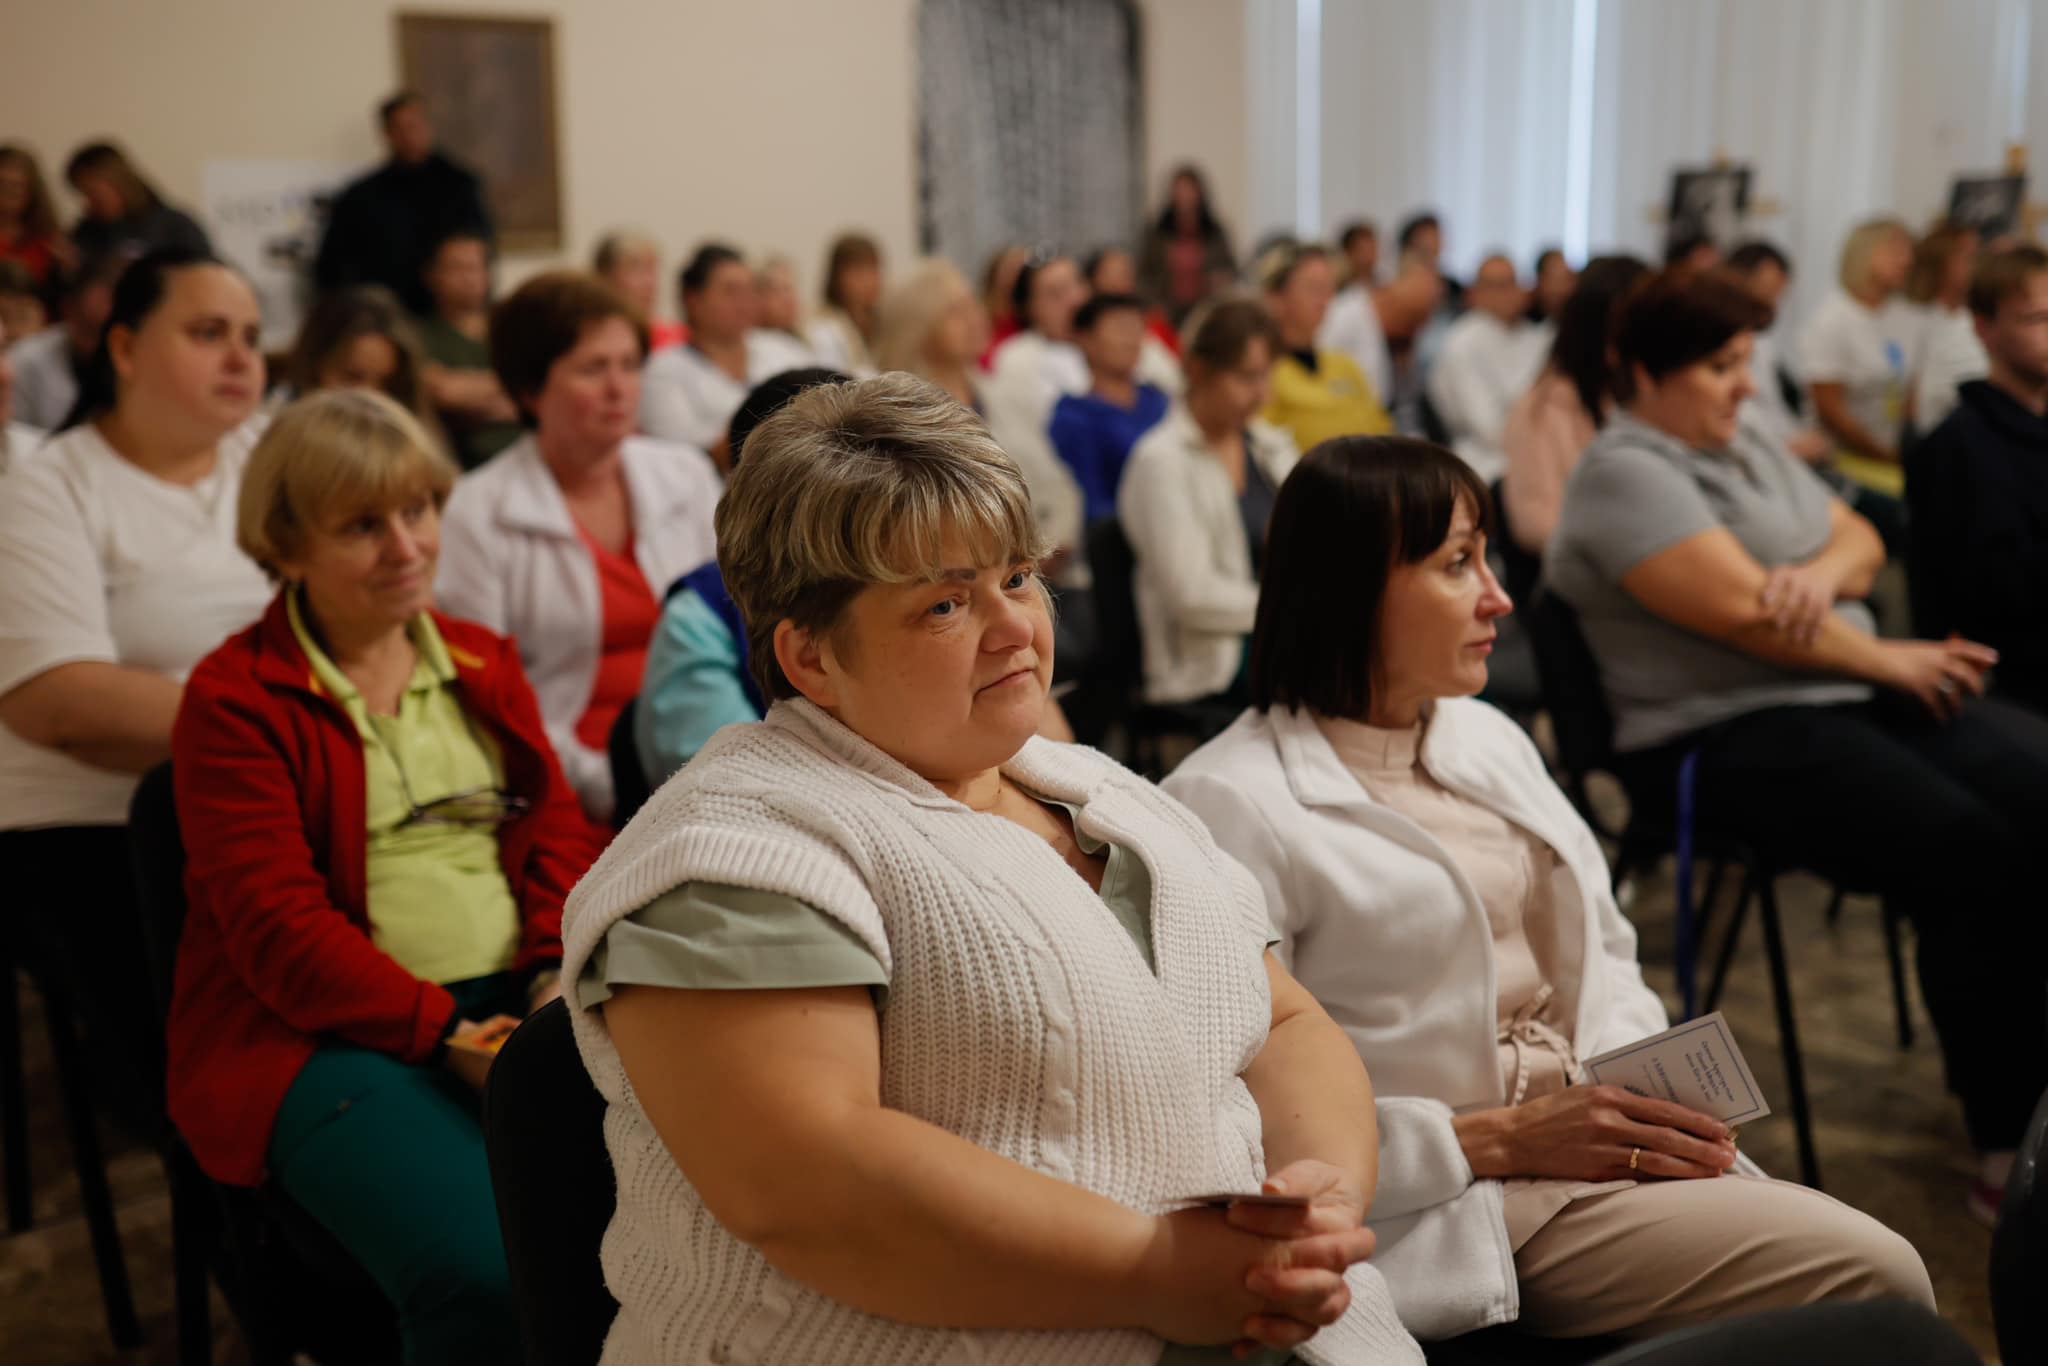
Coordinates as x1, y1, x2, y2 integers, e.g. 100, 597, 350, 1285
918, 0, 1143, 272
1318, 0, 1579, 281
1256, 0, 2048, 336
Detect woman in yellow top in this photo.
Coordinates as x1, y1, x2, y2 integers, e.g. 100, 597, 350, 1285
1256, 241, 1393, 452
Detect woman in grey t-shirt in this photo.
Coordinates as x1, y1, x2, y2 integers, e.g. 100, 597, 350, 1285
1546, 268, 2048, 1222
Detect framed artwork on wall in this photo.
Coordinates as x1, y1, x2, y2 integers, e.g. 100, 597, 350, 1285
1948, 175, 2028, 240
396, 11, 564, 252
1665, 165, 1753, 253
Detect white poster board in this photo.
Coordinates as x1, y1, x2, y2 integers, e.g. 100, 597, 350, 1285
201, 159, 356, 350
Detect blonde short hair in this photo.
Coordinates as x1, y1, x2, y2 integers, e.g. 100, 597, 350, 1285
1839, 217, 1910, 295
238, 389, 457, 579
874, 259, 969, 379
716, 372, 1046, 701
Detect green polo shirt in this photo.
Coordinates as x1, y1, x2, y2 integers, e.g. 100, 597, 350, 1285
290, 592, 521, 985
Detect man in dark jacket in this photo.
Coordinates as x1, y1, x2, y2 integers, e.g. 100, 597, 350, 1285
1906, 243, 2048, 712
314, 91, 492, 314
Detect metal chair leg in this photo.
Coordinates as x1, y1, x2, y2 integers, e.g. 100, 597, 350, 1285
1755, 875, 1822, 1189
1703, 877, 1755, 1016
1881, 899, 1915, 1050
0, 957, 31, 1234
41, 983, 142, 1350
167, 1147, 216, 1366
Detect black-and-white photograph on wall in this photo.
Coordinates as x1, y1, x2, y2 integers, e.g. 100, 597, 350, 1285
1948, 174, 2028, 240
1666, 165, 1753, 254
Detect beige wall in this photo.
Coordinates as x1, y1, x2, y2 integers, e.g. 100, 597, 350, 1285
1137, 0, 1250, 250
8, 0, 1247, 307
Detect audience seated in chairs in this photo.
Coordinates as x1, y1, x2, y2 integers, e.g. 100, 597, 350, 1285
1047, 292, 1170, 527
1119, 299, 1296, 715
564, 371, 1418, 1363
1167, 436, 1932, 1344
1257, 240, 1395, 454
6, 246, 123, 430
0, 247, 272, 1094
806, 231, 884, 376
0, 143, 68, 295
977, 241, 1031, 360
1137, 163, 1239, 328
637, 240, 813, 464
166, 390, 605, 1365
1724, 241, 1835, 469
1500, 255, 1649, 556
591, 229, 685, 352
436, 271, 721, 826
1317, 219, 1396, 407
1545, 266, 2048, 1221
1797, 218, 1914, 500
64, 141, 212, 261
1427, 253, 1548, 485
1906, 244, 2048, 715
280, 283, 439, 432
981, 252, 1092, 565
414, 228, 523, 470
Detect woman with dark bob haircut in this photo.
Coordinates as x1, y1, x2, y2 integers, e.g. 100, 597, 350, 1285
1546, 267, 2048, 1221
1167, 435, 1932, 1342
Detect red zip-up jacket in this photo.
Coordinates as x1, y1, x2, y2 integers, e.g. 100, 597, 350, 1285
166, 593, 608, 1186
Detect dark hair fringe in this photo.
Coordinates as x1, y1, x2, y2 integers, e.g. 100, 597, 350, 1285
58, 245, 223, 432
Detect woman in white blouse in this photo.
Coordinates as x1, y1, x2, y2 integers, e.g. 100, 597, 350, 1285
1119, 299, 1296, 709
0, 245, 272, 1101
1165, 436, 1930, 1345
437, 271, 720, 826
637, 241, 813, 466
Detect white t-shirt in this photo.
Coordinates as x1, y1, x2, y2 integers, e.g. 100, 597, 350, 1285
1912, 308, 1989, 434
1797, 289, 1907, 450
638, 330, 816, 450
7, 329, 78, 432
1426, 311, 1548, 484
1318, 283, 1395, 403
1, 421, 44, 475
0, 418, 274, 829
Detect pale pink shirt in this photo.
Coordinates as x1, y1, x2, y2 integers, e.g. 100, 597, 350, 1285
1500, 371, 1597, 555
1319, 712, 1626, 1245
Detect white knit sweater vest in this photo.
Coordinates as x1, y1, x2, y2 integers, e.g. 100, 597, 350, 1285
561, 701, 1420, 1365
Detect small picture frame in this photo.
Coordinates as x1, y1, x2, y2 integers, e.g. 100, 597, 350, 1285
1947, 174, 2028, 241
396, 12, 564, 253
1666, 165, 1753, 254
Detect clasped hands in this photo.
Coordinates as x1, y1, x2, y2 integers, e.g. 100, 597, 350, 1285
1142, 1158, 1374, 1357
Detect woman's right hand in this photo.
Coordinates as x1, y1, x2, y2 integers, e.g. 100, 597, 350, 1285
1452, 1085, 1737, 1182
1134, 1205, 1374, 1351
1877, 636, 1997, 720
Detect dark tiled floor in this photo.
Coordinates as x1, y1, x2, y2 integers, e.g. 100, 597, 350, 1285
0, 819, 2005, 1363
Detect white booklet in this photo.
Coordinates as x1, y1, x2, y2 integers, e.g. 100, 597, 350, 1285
1584, 1011, 1772, 1126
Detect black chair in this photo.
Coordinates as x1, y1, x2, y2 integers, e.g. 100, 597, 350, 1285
1425, 1324, 1622, 1364
1520, 590, 1841, 1187
0, 832, 142, 1351
484, 998, 619, 1365
1080, 517, 1240, 777
128, 764, 397, 1366
1991, 1082, 2048, 1365
608, 695, 652, 826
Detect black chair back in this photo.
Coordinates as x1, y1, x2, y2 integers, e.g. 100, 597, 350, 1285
1083, 517, 1146, 696
1521, 589, 1617, 791
608, 695, 651, 827
127, 764, 186, 1018
1991, 1083, 2048, 1365
484, 999, 618, 1365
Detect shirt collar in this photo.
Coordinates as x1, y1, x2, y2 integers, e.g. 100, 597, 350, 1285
286, 588, 457, 718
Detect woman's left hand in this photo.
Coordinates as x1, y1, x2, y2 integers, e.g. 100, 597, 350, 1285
1223, 1158, 1373, 1352
1760, 561, 1841, 646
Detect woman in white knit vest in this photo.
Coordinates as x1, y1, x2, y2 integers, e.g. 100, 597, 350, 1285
1165, 437, 1933, 1345
559, 373, 1420, 1365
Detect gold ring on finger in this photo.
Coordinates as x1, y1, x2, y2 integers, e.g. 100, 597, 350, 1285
1629, 1146, 1641, 1171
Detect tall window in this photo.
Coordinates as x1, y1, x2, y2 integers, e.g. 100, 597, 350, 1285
918, 0, 1143, 271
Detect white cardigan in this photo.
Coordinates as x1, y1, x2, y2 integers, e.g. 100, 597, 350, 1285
562, 700, 1421, 1365
435, 433, 721, 821
1164, 699, 1671, 1340
1118, 405, 1297, 704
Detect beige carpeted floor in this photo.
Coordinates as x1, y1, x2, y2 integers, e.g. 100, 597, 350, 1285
0, 806, 2006, 1363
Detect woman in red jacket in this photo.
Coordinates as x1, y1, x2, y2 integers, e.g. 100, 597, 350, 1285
167, 388, 606, 1365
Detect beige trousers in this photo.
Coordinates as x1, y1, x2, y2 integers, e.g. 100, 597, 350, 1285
1510, 1173, 1934, 1341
